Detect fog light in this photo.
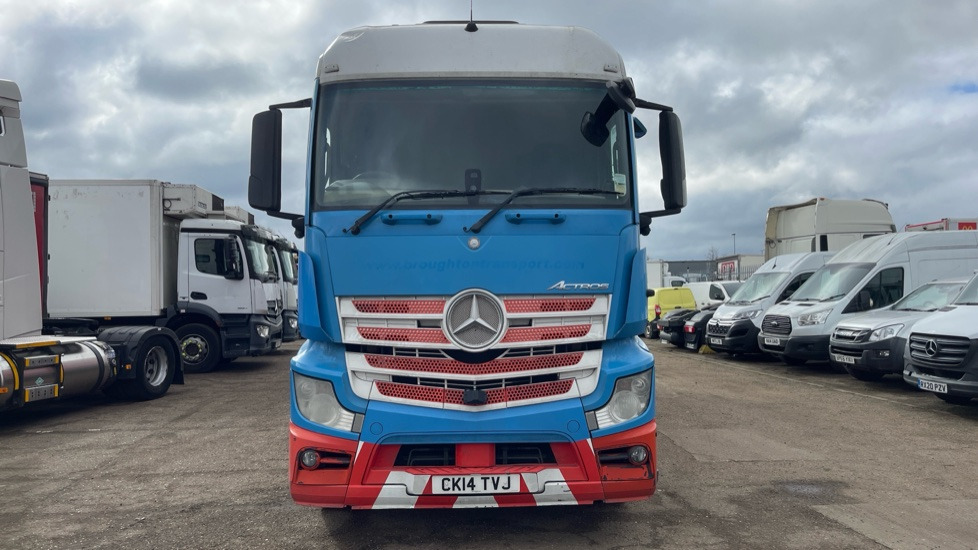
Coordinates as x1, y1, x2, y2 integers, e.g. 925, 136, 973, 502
876, 350, 890, 358
628, 445, 649, 465
299, 449, 320, 469
288, 318, 298, 329
256, 324, 270, 339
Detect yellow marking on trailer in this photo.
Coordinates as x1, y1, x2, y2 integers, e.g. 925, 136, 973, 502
1, 352, 19, 390
14, 340, 58, 349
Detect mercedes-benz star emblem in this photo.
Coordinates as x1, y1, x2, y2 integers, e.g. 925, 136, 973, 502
443, 290, 506, 351
925, 339, 940, 358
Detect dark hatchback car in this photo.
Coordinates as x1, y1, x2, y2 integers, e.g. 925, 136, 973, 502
658, 308, 698, 347
684, 305, 720, 351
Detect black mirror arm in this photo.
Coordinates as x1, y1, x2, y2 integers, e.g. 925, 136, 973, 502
265, 211, 305, 239
634, 98, 674, 112
638, 209, 683, 236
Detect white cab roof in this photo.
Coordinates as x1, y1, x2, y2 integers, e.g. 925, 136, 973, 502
317, 23, 626, 83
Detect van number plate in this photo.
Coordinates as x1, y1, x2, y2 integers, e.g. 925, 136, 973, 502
709, 337, 722, 346
832, 353, 856, 365
432, 474, 521, 495
764, 337, 781, 346
918, 380, 948, 394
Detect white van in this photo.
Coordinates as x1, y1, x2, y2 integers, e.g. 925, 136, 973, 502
903, 271, 978, 405
757, 231, 978, 365
684, 281, 743, 310
707, 252, 835, 354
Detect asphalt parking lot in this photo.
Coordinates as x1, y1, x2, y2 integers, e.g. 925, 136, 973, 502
3, 339, 978, 550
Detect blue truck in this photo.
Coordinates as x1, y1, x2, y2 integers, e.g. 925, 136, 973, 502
248, 21, 686, 509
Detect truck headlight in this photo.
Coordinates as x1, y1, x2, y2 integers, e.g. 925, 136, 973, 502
732, 308, 763, 320
798, 309, 831, 326
594, 370, 652, 429
256, 324, 270, 339
869, 324, 904, 342
293, 372, 355, 431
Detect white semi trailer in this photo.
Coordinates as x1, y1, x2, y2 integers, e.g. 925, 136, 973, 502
764, 198, 896, 261
47, 179, 284, 373
1, 79, 183, 410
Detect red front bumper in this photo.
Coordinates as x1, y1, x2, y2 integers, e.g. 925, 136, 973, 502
288, 420, 657, 509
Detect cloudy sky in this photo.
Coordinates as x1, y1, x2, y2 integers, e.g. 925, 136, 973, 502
3, 0, 976, 261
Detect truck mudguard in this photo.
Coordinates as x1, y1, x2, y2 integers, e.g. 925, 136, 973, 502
98, 325, 184, 384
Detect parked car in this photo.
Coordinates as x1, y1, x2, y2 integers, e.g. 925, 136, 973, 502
684, 305, 720, 352
657, 308, 697, 347
829, 278, 969, 381
685, 281, 743, 310
904, 272, 978, 405
646, 286, 696, 339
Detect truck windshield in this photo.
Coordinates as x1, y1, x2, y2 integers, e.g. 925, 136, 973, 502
313, 80, 632, 210
243, 237, 279, 282
893, 281, 966, 311
788, 263, 873, 302
728, 273, 789, 305
277, 248, 297, 284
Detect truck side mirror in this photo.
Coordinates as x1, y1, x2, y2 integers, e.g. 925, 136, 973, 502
646, 289, 656, 297
224, 238, 244, 280
658, 110, 686, 212
249, 109, 282, 212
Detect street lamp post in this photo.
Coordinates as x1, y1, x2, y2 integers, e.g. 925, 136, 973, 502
731, 233, 738, 281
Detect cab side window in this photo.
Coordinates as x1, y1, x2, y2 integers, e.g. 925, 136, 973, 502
194, 238, 228, 276
845, 267, 904, 313
778, 272, 812, 302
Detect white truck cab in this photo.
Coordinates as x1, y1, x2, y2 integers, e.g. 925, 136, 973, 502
272, 235, 299, 341
758, 232, 978, 365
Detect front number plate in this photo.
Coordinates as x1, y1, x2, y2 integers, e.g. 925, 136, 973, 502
918, 379, 948, 394
432, 474, 521, 495
832, 353, 856, 365
764, 337, 781, 346
709, 337, 722, 346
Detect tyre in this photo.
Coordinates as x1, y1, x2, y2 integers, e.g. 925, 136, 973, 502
176, 323, 221, 373
936, 393, 972, 406
128, 336, 177, 400
644, 321, 653, 339
844, 365, 884, 382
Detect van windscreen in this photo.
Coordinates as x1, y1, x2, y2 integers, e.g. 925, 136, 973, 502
787, 263, 873, 302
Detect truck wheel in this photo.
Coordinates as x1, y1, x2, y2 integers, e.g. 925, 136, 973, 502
176, 324, 221, 373
644, 322, 653, 339
129, 336, 177, 400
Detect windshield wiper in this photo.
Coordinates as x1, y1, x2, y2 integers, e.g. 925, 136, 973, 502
820, 293, 848, 302
346, 189, 509, 235
750, 294, 771, 304
467, 187, 621, 234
